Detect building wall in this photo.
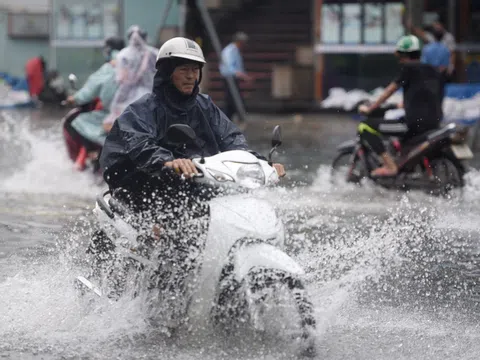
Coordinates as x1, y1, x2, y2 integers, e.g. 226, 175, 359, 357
124, 0, 179, 48
0, 0, 48, 11
314, 0, 480, 101
0, 0, 179, 80
53, 0, 179, 84
0, 10, 50, 77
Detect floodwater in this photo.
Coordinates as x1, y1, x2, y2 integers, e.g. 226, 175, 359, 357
1, 108, 480, 359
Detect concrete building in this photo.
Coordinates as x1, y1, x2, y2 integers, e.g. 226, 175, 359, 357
312, 0, 480, 103
0, 0, 179, 82
1, 0, 479, 111
197, 0, 480, 111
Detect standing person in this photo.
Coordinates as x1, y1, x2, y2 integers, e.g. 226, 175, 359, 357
408, 19, 456, 81
25, 56, 46, 100
219, 31, 253, 127
421, 28, 451, 103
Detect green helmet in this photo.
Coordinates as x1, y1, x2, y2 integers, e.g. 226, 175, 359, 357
396, 35, 421, 53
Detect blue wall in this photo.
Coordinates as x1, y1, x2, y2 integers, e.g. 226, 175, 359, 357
0, 10, 50, 77
55, 0, 179, 84
0, 0, 179, 79
124, 0, 179, 47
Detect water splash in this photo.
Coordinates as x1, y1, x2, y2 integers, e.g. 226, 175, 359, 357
1, 110, 480, 358
0, 110, 103, 198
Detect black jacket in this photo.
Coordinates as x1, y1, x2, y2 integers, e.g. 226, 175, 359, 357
100, 71, 251, 188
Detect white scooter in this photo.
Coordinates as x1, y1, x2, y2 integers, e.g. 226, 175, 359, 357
76, 124, 316, 357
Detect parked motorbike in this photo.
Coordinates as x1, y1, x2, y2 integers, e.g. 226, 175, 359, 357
76, 124, 317, 357
331, 109, 473, 195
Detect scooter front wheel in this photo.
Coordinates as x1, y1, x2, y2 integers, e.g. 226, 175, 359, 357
331, 150, 365, 185
242, 267, 316, 357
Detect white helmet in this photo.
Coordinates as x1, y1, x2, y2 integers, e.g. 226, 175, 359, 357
156, 37, 206, 65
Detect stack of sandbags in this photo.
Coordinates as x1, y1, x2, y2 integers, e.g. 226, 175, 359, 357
321, 86, 480, 124
321, 87, 402, 111
0, 77, 33, 109
443, 93, 480, 124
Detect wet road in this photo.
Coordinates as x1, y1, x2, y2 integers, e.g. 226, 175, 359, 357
1, 108, 480, 359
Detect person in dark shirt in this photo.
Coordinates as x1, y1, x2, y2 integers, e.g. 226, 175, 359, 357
358, 35, 443, 177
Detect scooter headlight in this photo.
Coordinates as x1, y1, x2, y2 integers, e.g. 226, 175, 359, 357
206, 168, 234, 182
236, 163, 265, 187
268, 170, 280, 185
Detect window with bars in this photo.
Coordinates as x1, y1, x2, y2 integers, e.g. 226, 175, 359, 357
320, 1, 405, 45
8, 12, 49, 39
52, 0, 123, 43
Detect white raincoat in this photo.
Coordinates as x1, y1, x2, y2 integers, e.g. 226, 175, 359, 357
105, 28, 157, 125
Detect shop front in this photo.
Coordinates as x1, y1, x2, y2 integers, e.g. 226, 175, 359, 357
313, 0, 480, 103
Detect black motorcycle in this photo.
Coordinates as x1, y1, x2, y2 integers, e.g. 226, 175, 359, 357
331, 117, 473, 195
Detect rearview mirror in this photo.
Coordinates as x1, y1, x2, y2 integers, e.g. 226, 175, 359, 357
268, 125, 282, 164
271, 125, 282, 148
166, 124, 197, 146
68, 73, 78, 89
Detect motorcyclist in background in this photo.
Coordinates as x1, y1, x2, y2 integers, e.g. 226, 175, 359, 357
103, 25, 157, 132
65, 36, 125, 171
358, 35, 443, 177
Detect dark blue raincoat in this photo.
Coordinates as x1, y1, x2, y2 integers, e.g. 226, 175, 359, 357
100, 70, 252, 188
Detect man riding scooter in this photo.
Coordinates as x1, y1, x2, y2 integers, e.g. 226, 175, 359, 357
358, 35, 443, 177
98, 36, 285, 322
64, 36, 125, 171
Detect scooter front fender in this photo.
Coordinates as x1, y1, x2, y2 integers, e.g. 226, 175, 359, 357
337, 139, 357, 153
232, 242, 305, 282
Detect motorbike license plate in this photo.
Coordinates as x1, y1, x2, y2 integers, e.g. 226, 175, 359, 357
451, 144, 474, 160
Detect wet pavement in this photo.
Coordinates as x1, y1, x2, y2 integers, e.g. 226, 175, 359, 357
1, 108, 480, 359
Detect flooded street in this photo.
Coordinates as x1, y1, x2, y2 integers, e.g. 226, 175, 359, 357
1, 108, 480, 359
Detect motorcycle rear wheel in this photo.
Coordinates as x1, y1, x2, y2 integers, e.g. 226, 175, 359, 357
428, 157, 464, 196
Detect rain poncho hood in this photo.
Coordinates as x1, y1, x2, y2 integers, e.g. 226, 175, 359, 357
100, 56, 252, 188
104, 28, 157, 125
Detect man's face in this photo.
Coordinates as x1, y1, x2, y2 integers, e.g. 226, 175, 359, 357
236, 40, 247, 51
395, 52, 409, 64
171, 62, 201, 95
432, 21, 445, 33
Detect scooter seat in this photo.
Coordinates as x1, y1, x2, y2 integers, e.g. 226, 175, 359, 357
400, 127, 443, 148
401, 133, 429, 147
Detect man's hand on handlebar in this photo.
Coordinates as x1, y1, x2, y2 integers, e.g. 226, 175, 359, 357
358, 104, 371, 115
273, 163, 286, 178
65, 95, 76, 106
164, 159, 198, 178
